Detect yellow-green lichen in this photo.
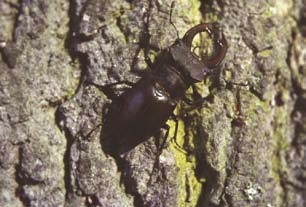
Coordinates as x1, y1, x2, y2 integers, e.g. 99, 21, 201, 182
64, 61, 81, 99
257, 48, 273, 58
269, 90, 293, 206
177, 0, 202, 24
167, 112, 201, 207
268, 0, 292, 17
239, 90, 269, 124
165, 1, 227, 206
202, 94, 231, 172
261, 0, 292, 20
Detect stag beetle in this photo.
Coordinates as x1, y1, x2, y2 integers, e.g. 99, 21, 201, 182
101, 23, 227, 156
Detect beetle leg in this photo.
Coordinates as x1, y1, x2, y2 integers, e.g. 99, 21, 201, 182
147, 123, 173, 185
90, 81, 134, 100
183, 85, 203, 105
171, 115, 179, 149
144, 48, 154, 69
169, 115, 188, 155
182, 96, 194, 105
103, 80, 134, 87
182, 85, 214, 110
142, 2, 155, 70
183, 95, 208, 107
89, 80, 134, 90
130, 47, 150, 77
147, 125, 170, 185
137, 5, 162, 72
169, 1, 180, 40
82, 123, 102, 140
157, 124, 170, 155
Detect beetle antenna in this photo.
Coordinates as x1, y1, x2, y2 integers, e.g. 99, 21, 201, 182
170, 2, 180, 39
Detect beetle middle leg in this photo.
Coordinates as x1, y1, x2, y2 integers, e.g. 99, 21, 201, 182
75, 80, 135, 141
156, 115, 187, 156
89, 80, 134, 100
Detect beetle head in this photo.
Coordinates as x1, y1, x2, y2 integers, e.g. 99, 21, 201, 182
170, 40, 208, 82
170, 23, 227, 83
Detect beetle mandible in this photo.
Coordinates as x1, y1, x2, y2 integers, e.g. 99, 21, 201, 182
101, 23, 227, 156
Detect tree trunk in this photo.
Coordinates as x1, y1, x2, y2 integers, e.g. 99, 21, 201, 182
0, 0, 305, 206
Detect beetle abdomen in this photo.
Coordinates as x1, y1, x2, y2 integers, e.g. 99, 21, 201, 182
101, 77, 176, 156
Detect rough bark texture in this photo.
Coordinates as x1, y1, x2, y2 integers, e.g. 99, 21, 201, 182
0, 0, 305, 207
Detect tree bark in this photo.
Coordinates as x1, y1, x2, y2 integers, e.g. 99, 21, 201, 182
0, 0, 305, 207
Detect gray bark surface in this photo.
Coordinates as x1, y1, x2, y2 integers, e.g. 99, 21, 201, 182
0, 0, 305, 207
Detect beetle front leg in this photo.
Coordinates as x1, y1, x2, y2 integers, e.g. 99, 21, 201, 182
183, 96, 209, 108
182, 85, 210, 108
130, 5, 155, 75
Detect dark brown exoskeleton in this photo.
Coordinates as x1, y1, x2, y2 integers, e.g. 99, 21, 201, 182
101, 23, 227, 156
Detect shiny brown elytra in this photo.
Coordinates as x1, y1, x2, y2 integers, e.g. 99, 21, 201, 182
101, 23, 228, 156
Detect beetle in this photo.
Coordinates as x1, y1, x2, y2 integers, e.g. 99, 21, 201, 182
100, 23, 227, 157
